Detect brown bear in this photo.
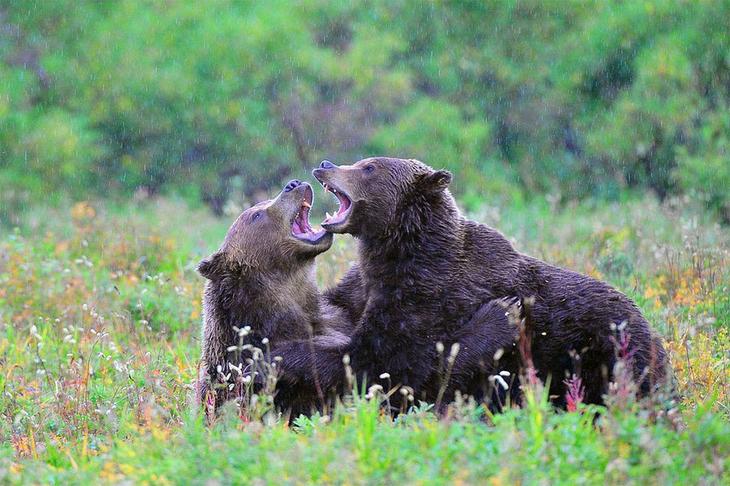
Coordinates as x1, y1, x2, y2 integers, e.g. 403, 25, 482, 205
198, 177, 516, 417
272, 157, 669, 409
196, 179, 352, 415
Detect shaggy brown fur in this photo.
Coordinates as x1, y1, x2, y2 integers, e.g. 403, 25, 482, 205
196, 180, 350, 415
273, 157, 669, 408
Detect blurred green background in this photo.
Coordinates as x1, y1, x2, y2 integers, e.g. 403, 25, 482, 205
1, 0, 728, 223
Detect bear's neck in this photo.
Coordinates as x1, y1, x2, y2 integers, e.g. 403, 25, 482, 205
358, 191, 464, 288
212, 263, 320, 340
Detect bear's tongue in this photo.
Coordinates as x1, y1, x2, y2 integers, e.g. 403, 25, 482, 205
292, 204, 324, 241
292, 205, 311, 234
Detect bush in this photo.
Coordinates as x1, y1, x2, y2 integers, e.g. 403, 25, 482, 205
675, 110, 730, 222
1, 0, 729, 219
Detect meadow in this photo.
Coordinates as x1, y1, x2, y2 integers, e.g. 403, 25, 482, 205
0, 193, 728, 484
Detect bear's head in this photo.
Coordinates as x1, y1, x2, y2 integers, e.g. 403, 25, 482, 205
198, 180, 332, 280
312, 157, 454, 237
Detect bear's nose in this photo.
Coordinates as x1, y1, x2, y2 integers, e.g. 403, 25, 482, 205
284, 179, 302, 192
319, 160, 336, 170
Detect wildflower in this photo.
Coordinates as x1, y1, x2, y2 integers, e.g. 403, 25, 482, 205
489, 374, 509, 391
30, 325, 41, 340
369, 384, 383, 393
564, 374, 584, 412
436, 342, 444, 354
366, 384, 383, 399
342, 354, 350, 365
447, 343, 461, 363
238, 325, 252, 337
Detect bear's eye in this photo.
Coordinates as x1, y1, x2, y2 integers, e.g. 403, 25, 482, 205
251, 212, 262, 222
364, 164, 375, 174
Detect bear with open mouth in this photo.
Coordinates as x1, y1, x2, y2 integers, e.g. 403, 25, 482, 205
272, 157, 670, 409
197, 177, 517, 416
269, 159, 529, 410
196, 179, 353, 416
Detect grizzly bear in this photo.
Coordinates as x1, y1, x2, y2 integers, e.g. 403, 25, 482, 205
198, 178, 516, 416
196, 179, 352, 415
272, 157, 668, 409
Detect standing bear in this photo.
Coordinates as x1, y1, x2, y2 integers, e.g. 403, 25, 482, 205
273, 157, 669, 408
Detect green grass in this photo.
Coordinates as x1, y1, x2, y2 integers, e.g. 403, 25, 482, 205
1, 195, 728, 484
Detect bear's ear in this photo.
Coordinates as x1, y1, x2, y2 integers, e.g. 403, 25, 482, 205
420, 169, 452, 193
197, 252, 227, 280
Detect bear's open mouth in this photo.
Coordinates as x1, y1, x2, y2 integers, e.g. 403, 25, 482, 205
291, 186, 327, 243
321, 183, 352, 227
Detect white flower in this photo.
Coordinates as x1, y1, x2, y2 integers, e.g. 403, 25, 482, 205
489, 374, 509, 391
435, 342, 444, 354
366, 384, 384, 399
30, 325, 41, 340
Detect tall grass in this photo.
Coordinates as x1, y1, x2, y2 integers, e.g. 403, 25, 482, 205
0, 196, 728, 484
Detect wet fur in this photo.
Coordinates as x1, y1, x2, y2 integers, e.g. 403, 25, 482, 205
196, 184, 351, 416
274, 157, 669, 408
197, 256, 351, 413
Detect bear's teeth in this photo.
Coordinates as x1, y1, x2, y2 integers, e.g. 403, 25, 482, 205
326, 211, 333, 220
302, 200, 311, 208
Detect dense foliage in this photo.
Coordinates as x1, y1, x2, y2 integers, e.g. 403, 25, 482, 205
1, 0, 729, 221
